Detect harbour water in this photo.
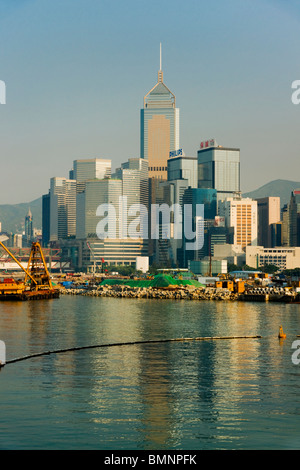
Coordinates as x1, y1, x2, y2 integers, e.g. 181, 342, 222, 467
0, 295, 299, 450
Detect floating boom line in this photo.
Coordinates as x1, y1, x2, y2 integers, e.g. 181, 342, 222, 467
3, 335, 262, 367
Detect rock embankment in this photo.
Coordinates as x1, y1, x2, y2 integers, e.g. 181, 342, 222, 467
60, 284, 238, 301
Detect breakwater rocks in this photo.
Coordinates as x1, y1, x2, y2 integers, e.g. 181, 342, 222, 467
60, 285, 238, 301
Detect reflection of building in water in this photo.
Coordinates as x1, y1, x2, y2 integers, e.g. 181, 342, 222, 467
91, 302, 178, 448
139, 343, 176, 448
204, 302, 261, 416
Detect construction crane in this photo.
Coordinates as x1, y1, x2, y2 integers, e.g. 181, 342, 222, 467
0, 240, 59, 300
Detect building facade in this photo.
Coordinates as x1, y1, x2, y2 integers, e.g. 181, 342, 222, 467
167, 155, 197, 188
213, 243, 246, 266
42, 193, 50, 247
246, 246, 300, 271
188, 259, 227, 276
197, 141, 240, 205
113, 158, 149, 209
49, 177, 76, 241
219, 197, 257, 249
76, 178, 122, 240
256, 197, 281, 248
75, 172, 149, 270
181, 188, 218, 266
72, 158, 111, 193
24, 208, 33, 244
289, 190, 300, 246
84, 238, 149, 270
281, 204, 291, 246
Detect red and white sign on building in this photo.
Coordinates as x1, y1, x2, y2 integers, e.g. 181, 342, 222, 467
200, 139, 216, 149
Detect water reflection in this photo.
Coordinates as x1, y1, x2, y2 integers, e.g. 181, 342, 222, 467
0, 296, 300, 449
138, 343, 177, 449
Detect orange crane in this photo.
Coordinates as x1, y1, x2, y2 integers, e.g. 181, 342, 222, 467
0, 241, 59, 300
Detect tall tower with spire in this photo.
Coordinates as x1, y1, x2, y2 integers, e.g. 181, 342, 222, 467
25, 208, 33, 244
140, 44, 180, 179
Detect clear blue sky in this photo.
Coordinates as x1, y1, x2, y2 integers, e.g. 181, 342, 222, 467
0, 0, 299, 204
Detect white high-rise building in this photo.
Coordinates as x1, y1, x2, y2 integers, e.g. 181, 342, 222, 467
50, 177, 76, 241
73, 158, 111, 193
76, 179, 122, 240
113, 158, 148, 208
76, 178, 148, 268
112, 158, 149, 238
219, 197, 257, 249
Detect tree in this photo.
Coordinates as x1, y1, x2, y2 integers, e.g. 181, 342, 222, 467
261, 264, 279, 274
114, 265, 135, 276
241, 264, 259, 271
282, 267, 300, 277
227, 263, 239, 272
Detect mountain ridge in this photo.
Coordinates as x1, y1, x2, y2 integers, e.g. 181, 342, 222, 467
0, 197, 42, 234
243, 179, 300, 206
0, 179, 300, 234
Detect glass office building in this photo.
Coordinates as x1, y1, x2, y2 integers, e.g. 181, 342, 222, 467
197, 145, 240, 204
167, 155, 197, 188
182, 188, 217, 220
289, 190, 300, 246
181, 188, 218, 266
42, 193, 50, 247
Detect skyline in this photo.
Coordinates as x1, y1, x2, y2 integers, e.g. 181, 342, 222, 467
0, 0, 300, 204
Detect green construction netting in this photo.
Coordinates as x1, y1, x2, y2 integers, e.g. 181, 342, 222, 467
99, 274, 205, 288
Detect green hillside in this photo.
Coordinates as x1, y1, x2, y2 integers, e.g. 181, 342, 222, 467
0, 197, 42, 234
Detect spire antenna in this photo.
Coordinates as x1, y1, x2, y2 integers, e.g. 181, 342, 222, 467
158, 43, 163, 83
160, 43, 162, 71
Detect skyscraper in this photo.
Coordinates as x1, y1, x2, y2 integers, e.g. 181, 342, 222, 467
72, 158, 111, 193
76, 179, 122, 240
256, 197, 281, 247
49, 177, 76, 241
289, 189, 300, 246
25, 208, 33, 243
197, 140, 240, 206
113, 158, 149, 209
219, 197, 257, 249
141, 45, 180, 180
282, 203, 291, 246
181, 188, 218, 266
42, 193, 50, 247
167, 155, 198, 188
76, 178, 148, 269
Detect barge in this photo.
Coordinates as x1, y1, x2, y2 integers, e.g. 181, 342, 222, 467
0, 240, 59, 301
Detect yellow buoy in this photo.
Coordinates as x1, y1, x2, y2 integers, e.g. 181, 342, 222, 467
278, 325, 286, 339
